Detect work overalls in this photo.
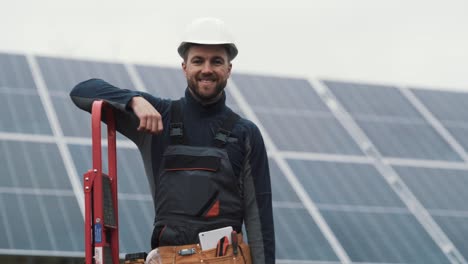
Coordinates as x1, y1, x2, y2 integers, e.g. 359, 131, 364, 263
150, 100, 252, 264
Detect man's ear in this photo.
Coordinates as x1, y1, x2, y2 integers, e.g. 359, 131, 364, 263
227, 62, 232, 77
182, 62, 187, 75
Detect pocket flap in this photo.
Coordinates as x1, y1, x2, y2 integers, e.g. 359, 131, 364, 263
164, 155, 221, 172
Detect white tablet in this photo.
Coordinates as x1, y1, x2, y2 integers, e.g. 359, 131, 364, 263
198, 226, 233, 250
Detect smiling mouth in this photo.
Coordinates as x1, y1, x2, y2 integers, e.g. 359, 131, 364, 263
198, 79, 216, 83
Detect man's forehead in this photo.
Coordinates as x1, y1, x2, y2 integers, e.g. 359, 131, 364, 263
187, 45, 229, 58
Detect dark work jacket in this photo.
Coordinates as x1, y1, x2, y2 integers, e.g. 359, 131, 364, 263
70, 79, 275, 264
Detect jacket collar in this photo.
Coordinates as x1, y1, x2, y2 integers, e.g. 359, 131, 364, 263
185, 87, 226, 115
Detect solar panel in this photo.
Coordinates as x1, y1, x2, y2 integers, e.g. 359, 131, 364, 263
269, 159, 300, 203
324, 81, 422, 117
233, 74, 329, 111
326, 80, 463, 161
37, 56, 134, 92
1, 193, 84, 251
285, 158, 458, 263
356, 119, 462, 160
0, 52, 36, 89
391, 165, 468, 260
135, 64, 187, 98
287, 160, 405, 207
2, 52, 468, 263
1, 141, 71, 189
0, 141, 83, 253
274, 207, 339, 261
412, 88, 468, 153
233, 74, 363, 155
433, 216, 468, 261
322, 210, 450, 263
411, 88, 468, 122
51, 97, 93, 138
394, 166, 468, 211
0, 88, 51, 135
269, 159, 339, 261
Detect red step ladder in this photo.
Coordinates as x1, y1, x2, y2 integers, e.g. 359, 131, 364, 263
84, 100, 119, 264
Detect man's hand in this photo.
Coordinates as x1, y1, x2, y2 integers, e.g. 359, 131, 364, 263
130, 96, 163, 134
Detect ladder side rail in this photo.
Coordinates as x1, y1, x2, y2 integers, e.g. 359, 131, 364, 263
106, 105, 119, 263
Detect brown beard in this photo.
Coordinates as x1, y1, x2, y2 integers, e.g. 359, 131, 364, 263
187, 76, 228, 102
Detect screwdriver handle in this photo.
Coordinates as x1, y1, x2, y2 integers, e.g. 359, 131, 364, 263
231, 230, 238, 256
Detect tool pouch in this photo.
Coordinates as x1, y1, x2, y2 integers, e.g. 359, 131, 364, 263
153, 236, 252, 264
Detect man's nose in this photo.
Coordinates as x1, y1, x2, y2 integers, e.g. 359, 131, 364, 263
201, 62, 214, 73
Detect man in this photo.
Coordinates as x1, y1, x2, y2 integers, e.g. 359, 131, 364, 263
70, 17, 275, 264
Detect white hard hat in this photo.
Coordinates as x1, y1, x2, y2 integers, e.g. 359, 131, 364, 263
178, 17, 238, 60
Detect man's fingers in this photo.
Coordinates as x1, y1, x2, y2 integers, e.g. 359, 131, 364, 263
151, 116, 158, 134
137, 112, 162, 134
157, 117, 164, 134
144, 114, 152, 133
131, 96, 163, 134
138, 115, 147, 131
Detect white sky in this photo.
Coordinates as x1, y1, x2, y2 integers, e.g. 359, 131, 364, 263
1, 0, 468, 90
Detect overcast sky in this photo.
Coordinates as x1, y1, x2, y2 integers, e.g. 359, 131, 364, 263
1, 0, 467, 90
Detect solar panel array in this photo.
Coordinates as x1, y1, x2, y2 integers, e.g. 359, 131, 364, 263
1, 51, 468, 263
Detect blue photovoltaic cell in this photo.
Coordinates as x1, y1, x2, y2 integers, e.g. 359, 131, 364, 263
53, 97, 93, 138
40, 195, 83, 252
443, 126, 468, 153
411, 88, 468, 153
269, 159, 300, 203
324, 80, 462, 161
0, 91, 52, 134
0, 53, 36, 89
411, 88, 468, 123
322, 211, 450, 264
357, 119, 462, 161
230, 74, 363, 154
287, 159, 404, 207
394, 166, 468, 211
23, 195, 68, 250
232, 73, 329, 111
433, 216, 468, 261
1, 193, 35, 250
135, 64, 239, 108
114, 148, 151, 195
274, 207, 338, 261
0, 193, 83, 252
118, 199, 154, 254
0, 195, 10, 249
135, 65, 187, 99
0, 140, 71, 189
37, 56, 134, 92
256, 111, 363, 154
325, 80, 422, 118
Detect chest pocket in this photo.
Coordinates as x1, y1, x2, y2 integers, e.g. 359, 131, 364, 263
155, 100, 242, 220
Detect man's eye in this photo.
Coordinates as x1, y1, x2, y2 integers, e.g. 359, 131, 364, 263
214, 59, 224, 65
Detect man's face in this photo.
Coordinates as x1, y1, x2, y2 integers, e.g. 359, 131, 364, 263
182, 45, 232, 102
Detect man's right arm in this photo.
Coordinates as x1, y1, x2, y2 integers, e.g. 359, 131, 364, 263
70, 78, 166, 144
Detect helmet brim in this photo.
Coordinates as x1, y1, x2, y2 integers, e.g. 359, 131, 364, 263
178, 42, 238, 61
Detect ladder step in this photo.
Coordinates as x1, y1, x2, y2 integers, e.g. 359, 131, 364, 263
103, 175, 116, 226
103, 245, 113, 263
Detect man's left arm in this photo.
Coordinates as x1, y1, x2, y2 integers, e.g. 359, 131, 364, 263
242, 124, 275, 264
